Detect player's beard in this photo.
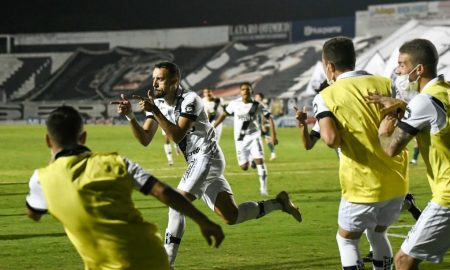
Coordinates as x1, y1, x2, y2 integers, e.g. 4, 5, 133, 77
154, 88, 166, 98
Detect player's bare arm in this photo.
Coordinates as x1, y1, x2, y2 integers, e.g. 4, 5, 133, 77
148, 180, 225, 248
213, 112, 228, 128
378, 117, 414, 157
294, 106, 318, 150
318, 116, 341, 148
111, 94, 158, 146
365, 92, 407, 118
268, 116, 278, 145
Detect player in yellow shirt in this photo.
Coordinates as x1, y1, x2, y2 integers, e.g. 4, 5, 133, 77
369, 39, 450, 270
26, 106, 224, 270
312, 37, 408, 270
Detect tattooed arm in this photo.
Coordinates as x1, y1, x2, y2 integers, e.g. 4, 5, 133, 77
378, 114, 414, 157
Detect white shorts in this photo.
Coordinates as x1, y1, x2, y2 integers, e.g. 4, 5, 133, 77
338, 196, 403, 232
177, 146, 232, 210
401, 201, 450, 263
235, 133, 264, 166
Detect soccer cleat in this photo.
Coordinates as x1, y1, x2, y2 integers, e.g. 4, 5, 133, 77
276, 191, 302, 223
410, 159, 417, 165
405, 193, 421, 220
250, 160, 256, 169
168, 160, 174, 166
260, 190, 269, 196
362, 251, 373, 263
270, 153, 276, 161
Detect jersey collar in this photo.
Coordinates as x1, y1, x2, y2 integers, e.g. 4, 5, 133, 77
422, 74, 445, 92
336, 70, 371, 81
54, 145, 91, 160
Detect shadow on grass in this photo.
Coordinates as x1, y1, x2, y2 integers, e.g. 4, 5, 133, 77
0, 232, 66, 240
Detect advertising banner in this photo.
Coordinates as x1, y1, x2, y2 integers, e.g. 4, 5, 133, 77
292, 16, 355, 42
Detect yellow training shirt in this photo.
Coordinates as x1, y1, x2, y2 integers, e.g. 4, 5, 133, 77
319, 73, 408, 203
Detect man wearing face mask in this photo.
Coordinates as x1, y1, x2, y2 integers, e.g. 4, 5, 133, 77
371, 39, 450, 270
312, 37, 408, 270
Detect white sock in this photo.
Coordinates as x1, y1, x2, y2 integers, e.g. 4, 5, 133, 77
235, 200, 282, 224
366, 229, 393, 270
164, 208, 186, 268
256, 164, 268, 193
164, 143, 173, 163
364, 230, 373, 252
336, 233, 365, 269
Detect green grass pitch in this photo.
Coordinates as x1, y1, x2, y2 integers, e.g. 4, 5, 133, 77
0, 125, 449, 269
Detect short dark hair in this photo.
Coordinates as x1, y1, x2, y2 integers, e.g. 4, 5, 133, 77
154, 61, 181, 79
46, 106, 83, 148
322, 37, 356, 71
399, 39, 438, 77
240, 82, 252, 89
255, 92, 264, 99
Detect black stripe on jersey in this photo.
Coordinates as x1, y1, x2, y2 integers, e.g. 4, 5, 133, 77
140, 175, 158, 195
146, 115, 156, 120
431, 96, 447, 112
316, 111, 335, 120
310, 130, 321, 139
26, 201, 48, 214
397, 121, 420, 136
180, 113, 197, 121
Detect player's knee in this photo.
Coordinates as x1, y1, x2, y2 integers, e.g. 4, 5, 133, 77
221, 208, 239, 225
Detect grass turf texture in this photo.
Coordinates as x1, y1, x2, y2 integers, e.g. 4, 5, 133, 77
0, 125, 449, 270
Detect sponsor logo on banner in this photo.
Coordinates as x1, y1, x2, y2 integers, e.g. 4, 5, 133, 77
229, 22, 291, 42
292, 17, 354, 42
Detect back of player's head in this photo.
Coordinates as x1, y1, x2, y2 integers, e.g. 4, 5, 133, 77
154, 61, 181, 80
255, 92, 264, 99
399, 39, 438, 77
322, 37, 356, 71
46, 106, 83, 148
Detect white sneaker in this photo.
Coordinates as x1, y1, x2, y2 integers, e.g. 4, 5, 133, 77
410, 159, 417, 165
270, 153, 276, 161
260, 190, 269, 196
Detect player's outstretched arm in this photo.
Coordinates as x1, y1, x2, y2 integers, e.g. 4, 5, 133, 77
213, 113, 227, 128
294, 106, 318, 150
149, 180, 225, 248
111, 94, 158, 146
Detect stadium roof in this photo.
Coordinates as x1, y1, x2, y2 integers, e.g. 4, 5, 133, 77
0, 0, 429, 34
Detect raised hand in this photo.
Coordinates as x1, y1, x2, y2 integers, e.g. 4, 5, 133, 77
294, 106, 308, 126
110, 94, 133, 116
132, 90, 157, 112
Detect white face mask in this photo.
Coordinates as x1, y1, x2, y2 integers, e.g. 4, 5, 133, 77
394, 65, 420, 102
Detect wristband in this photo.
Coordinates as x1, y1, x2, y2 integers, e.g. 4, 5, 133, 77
125, 111, 136, 121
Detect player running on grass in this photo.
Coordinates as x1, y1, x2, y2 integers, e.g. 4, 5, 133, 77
214, 83, 278, 196
112, 61, 301, 270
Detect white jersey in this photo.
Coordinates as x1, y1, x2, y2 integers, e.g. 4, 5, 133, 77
225, 98, 270, 141
146, 88, 217, 159
202, 97, 223, 123
398, 76, 447, 135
